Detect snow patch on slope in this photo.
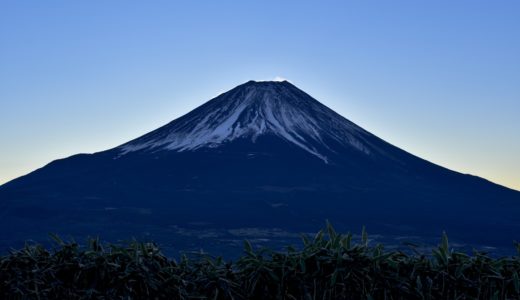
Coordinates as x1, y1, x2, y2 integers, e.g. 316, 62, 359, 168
119, 81, 372, 163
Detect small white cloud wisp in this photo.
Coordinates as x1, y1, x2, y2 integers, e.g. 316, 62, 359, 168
272, 76, 289, 82
256, 76, 291, 82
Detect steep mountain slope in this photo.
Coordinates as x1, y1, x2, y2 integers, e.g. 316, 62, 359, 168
1, 80, 519, 255
118, 80, 374, 163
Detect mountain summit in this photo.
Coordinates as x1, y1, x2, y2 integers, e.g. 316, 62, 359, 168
1, 81, 519, 255
119, 81, 372, 163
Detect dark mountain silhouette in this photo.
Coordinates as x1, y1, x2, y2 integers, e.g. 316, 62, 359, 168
1, 80, 519, 254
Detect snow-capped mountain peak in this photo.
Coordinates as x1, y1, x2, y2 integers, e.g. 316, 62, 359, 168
119, 81, 373, 162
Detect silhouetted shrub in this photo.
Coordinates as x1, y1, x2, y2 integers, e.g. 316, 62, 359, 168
1, 223, 519, 299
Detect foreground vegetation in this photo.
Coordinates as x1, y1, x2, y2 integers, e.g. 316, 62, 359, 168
1, 224, 519, 299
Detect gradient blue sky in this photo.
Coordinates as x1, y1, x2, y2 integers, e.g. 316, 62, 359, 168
1, 1, 519, 190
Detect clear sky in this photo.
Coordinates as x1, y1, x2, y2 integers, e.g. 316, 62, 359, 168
1, 1, 519, 191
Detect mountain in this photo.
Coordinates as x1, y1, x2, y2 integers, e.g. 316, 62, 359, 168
1, 80, 519, 255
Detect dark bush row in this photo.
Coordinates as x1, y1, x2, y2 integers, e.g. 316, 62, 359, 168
1, 223, 519, 299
